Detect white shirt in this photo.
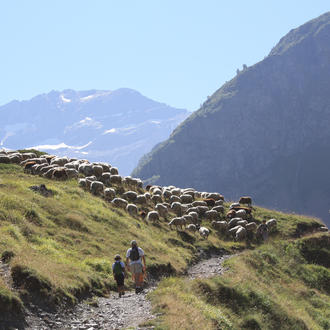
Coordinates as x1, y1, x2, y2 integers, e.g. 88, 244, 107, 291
126, 247, 144, 265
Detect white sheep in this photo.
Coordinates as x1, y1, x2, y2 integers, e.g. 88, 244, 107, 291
235, 227, 247, 241
205, 210, 220, 221
90, 181, 104, 195
155, 203, 168, 218
266, 219, 277, 230
112, 198, 128, 209
168, 217, 186, 230
147, 211, 160, 222
104, 188, 116, 201
199, 227, 210, 239
211, 221, 228, 231
187, 224, 197, 234
126, 204, 138, 217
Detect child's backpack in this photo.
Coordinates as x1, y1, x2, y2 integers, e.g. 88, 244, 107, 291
113, 261, 123, 275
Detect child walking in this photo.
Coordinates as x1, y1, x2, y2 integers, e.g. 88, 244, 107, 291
112, 254, 126, 298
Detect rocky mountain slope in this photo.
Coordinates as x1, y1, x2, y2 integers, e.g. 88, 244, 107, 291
0, 88, 188, 175
132, 12, 330, 226
0, 150, 328, 329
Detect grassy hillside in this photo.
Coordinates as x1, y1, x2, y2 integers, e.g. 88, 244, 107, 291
147, 233, 330, 329
0, 163, 328, 328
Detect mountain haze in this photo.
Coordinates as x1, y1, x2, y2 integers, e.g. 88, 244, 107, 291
133, 12, 330, 226
0, 88, 188, 175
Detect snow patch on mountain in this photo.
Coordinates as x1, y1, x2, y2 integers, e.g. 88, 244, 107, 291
30, 141, 92, 151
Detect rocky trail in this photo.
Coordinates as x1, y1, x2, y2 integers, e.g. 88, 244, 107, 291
3, 251, 232, 330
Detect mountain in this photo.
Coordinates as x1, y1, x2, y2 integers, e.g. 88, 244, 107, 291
0, 88, 188, 175
132, 12, 330, 226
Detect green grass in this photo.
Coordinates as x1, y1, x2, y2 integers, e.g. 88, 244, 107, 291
149, 233, 330, 329
0, 163, 327, 327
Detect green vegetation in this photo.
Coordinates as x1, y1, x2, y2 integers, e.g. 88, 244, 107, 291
0, 163, 328, 329
148, 234, 330, 329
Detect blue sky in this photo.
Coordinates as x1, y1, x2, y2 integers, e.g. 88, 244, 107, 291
1, 1, 329, 111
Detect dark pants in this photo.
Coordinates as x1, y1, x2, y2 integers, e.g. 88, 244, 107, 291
115, 273, 124, 287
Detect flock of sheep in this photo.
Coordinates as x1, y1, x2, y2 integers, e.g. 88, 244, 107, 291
1, 150, 328, 240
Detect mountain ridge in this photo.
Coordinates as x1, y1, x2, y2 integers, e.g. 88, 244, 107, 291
0, 88, 189, 174
132, 12, 330, 226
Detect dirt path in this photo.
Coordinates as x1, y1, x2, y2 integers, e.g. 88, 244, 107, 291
8, 251, 232, 330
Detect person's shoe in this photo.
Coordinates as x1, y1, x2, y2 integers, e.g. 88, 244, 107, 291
119, 292, 122, 298
135, 287, 139, 294
122, 291, 125, 295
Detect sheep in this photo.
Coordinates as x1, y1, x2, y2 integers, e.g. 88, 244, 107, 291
146, 211, 160, 222
186, 224, 197, 234
171, 202, 182, 216
98, 162, 111, 172
196, 206, 209, 216
123, 191, 138, 202
0, 155, 10, 164
50, 157, 69, 167
136, 194, 147, 205
246, 222, 257, 232
187, 207, 199, 214
152, 188, 162, 196
104, 188, 116, 201
236, 209, 247, 220
65, 168, 79, 179
188, 212, 200, 225
226, 210, 236, 219
199, 226, 210, 239
126, 204, 138, 217
266, 219, 277, 230
43, 168, 56, 179
109, 175, 122, 185
100, 172, 111, 186
90, 181, 104, 195
236, 220, 248, 227
78, 163, 93, 177
9, 153, 23, 163
228, 225, 243, 236
205, 210, 220, 221
180, 194, 193, 203
239, 196, 252, 206
230, 202, 240, 209
110, 167, 119, 175
215, 199, 224, 206
203, 198, 216, 208
170, 195, 181, 203
171, 188, 181, 196
24, 161, 37, 172
235, 227, 247, 241
205, 193, 224, 201
168, 217, 185, 230
212, 205, 224, 213
162, 190, 172, 200
211, 221, 228, 231
228, 217, 242, 229
21, 152, 37, 160
39, 165, 57, 175
64, 162, 78, 170
112, 198, 128, 209
319, 226, 328, 232
151, 194, 163, 204
52, 167, 68, 180
194, 191, 202, 199
155, 203, 168, 218
92, 165, 103, 178
192, 201, 207, 207
78, 178, 87, 189
144, 192, 151, 200
85, 176, 97, 189
183, 214, 193, 224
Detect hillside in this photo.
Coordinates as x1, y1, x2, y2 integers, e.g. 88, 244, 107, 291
0, 88, 188, 175
132, 12, 330, 226
0, 150, 328, 329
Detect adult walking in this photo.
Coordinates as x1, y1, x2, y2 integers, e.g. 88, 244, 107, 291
126, 240, 146, 293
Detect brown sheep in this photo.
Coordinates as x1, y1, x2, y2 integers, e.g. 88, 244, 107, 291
203, 198, 216, 208
52, 168, 68, 180
239, 196, 252, 206
226, 210, 236, 219
24, 161, 37, 172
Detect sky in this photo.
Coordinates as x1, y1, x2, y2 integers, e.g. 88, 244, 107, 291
1, 1, 329, 111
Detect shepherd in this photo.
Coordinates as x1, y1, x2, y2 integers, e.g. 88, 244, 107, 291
126, 240, 146, 293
